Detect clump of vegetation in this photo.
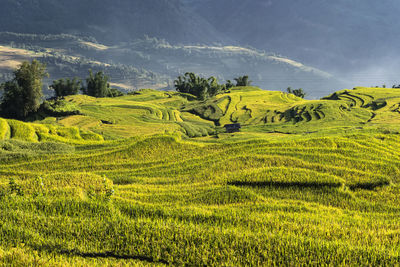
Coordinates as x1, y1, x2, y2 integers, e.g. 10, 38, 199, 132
81, 70, 111, 98
8, 178, 24, 196
174, 73, 253, 101
88, 176, 115, 202
174, 72, 230, 100
107, 88, 125, 97
287, 87, 306, 98
50, 78, 82, 97
0, 60, 48, 119
234, 75, 252, 86
40, 99, 81, 117
80, 70, 124, 98
0, 59, 129, 124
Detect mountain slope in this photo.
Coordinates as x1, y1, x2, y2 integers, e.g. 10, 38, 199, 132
0, 0, 227, 44
186, 0, 400, 81
4, 0, 399, 96
0, 33, 342, 97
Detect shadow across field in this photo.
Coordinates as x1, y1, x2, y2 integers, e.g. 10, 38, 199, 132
33, 244, 170, 264
349, 180, 391, 191
228, 181, 342, 189
229, 180, 391, 191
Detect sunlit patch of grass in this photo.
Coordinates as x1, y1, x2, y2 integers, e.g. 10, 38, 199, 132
0, 119, 104, 144
7, 119, 39, 142
0, 118, 10, 140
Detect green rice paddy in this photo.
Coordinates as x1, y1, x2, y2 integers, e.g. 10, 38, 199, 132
1, 86, 400, 265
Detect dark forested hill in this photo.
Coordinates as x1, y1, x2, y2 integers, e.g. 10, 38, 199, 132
185, 0, 400, 83
0, 0, 227, 44
4, 0, 400, 77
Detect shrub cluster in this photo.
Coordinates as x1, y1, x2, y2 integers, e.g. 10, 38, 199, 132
0, 60, 124, 120
174, 73, 254, 100
174, 72, 231, 100
287, 87, 306, 98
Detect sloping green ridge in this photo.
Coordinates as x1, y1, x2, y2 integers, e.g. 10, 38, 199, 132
182, 86, 400, 134
0, 119, 103, 144
22, 86, 400, 140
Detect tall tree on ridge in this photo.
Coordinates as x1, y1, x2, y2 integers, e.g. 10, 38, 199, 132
0, 60, 48, 119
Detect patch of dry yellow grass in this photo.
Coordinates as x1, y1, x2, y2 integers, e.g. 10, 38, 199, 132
0, 45, 36, 70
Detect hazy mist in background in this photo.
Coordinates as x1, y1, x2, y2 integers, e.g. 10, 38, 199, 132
184, 0, 400, 88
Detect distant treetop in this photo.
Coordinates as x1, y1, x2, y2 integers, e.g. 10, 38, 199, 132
174, 72, 230, 100
234, 75, 252, 87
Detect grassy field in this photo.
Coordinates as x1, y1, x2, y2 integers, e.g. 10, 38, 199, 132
1, 86, 400, 265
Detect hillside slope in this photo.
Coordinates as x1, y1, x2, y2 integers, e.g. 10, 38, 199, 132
1, 87, 400, 265
0, 33, 342, 97
26, 87, 400, 141
186, 0, 400, 81
3, 0, 400, 92
1, 131, 400, 265
0, 117, 103, 144
0, 0, 227, 45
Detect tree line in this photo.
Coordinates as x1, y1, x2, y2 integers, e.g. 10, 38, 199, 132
174, 73, 252, 100
0, 60, 123, 119
174, 72, 306, 100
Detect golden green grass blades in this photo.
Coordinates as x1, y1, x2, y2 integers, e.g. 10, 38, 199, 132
2, 86, 400, 265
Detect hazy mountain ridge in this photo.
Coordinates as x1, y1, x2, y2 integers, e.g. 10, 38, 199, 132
0, 0, 228, 44
0, 33, 342, 97
185, 0, 400, 84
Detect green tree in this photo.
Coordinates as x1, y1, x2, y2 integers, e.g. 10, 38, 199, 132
0, 60, 48, 119
82, 70, 111, 97
174, 72, 227, 100
50, 78, 81, 97
0, 81, 24, 119
107, 88, 124, 97
234, 75, 252, 86
207, 76, 225, 98
225, 80, 234, 90
287, 87, 306, 98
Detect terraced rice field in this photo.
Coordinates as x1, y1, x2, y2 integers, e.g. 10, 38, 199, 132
34, 86, 400, 139
1, 86, 400, 265
1, 133, 400, 265
324, 87, 400, 126
183, 86, 400, 134
0, 117, 103, 143
59, 90, 215, 139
